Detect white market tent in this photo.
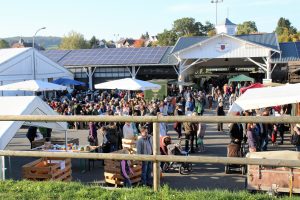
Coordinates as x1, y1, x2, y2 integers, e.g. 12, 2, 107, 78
0, 96, 67, 150
229, 83, 300, 113
0, 80, 67, 92
94, 78, 161, 91
0, 47, 73, 96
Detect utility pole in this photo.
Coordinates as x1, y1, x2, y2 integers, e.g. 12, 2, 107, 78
211, 0, 223, 26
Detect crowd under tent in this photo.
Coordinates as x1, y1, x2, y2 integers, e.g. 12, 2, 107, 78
0, 47, 73, 96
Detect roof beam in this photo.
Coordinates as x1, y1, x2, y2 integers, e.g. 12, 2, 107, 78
246, 57, 267, 71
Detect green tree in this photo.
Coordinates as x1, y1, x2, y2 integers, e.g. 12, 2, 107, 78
0, 39, 9, 48
199, 21, 215, 36
275, 18, 299, 42
59, 31, 89, 49
157, 29, 178, 46
237, 21, 258, 35
173, 17, 200, 37
275, 17, 297, 36
141, 32, 150, 40
89, 36, 99, 48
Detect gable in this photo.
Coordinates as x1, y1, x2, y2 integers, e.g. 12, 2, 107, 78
0, 48, 73, 81
178, 34, 273, 59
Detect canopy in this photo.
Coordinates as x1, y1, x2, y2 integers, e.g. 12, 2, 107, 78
240, 83, 264, 94
52, 78, 86, 86
228, 74, 254, 84
94, 78, 161, 91
0, 80, 67, 92
229, 83, 300, 113
0, 96, 67, 150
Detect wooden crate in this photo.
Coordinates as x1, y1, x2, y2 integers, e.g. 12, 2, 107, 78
104, 149, 142, 186
22, 158, 72, 181
246, 151, 300, 194
32, 138, 79, 148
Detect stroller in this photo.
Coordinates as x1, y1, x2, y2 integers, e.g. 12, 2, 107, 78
162, 140, 192, 175
224, 142, 247, 175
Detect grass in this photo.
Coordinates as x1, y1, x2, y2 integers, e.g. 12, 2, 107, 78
0, 180, 299, 200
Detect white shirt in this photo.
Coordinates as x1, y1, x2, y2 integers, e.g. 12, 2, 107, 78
123, 123, 134, 139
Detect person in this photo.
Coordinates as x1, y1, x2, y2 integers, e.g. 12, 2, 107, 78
88, 122, 98, 146
120, 159, 134, 187
183, 111, 197, 153
293, 124, 300, 151
228, 112, 243, 145
173, 104, 183, 138
246, 123, 257, 152
196, 122, 206, 152
123, 122, 134, 139
136, 126, 153, 186
26, 126, 37, 149
106, 122, 119, 152
216, 102, 225, 132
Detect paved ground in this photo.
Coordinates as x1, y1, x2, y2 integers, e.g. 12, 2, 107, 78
4, 108, 295, 190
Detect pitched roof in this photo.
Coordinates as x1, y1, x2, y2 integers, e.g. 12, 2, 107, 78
171, 33, 279, 54
41, 46, 178, 67
219, 18, 236, 26
271, 42, 300, 63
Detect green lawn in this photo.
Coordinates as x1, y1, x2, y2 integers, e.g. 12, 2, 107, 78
0, 180, 298, 200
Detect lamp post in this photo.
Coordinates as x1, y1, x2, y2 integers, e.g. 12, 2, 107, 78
211, 0, 223, 26
32, 27, 46, 80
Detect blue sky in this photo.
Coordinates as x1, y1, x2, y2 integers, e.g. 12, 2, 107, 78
1, 0, 299, 40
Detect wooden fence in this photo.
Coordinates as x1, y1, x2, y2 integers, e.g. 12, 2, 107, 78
0, 115, 300, 191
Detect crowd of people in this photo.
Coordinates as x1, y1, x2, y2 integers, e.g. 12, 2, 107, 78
38, 80, 299, 187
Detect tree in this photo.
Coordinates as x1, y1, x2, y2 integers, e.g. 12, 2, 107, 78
157, 29, 178, 46
275, 17, 297, 36
89, 36, 99, 48
237, 21, 258, 35
59, 31, 89, 49
173, 17, 200, 37
140, 32, 150, 40
0, 39, 9, 48
199, 21, 215, 36
275, 18, 299, 42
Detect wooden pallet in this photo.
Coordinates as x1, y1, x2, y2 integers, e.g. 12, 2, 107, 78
104, 150, 142, 186
22, 158, 72, 181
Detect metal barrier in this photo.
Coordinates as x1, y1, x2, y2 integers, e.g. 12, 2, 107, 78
0, 115, 299, 191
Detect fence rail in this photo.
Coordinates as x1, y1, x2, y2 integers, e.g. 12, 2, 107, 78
1, 115, 300, 123
0, 114, 299, 191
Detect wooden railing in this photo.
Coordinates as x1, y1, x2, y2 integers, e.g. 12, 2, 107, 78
0, 115, 299, 191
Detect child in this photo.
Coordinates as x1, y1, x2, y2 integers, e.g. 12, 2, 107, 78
197, 123, 206, 152
120, 160, 134, 187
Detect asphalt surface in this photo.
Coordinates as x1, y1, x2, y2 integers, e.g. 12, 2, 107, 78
5, 108, 295, 190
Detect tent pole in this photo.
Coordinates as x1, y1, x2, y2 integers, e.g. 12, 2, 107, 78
65, 131, 68, 152
0, 156, 5, 180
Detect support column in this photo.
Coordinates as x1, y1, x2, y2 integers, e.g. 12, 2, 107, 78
0, 156, 5, 180
88, 67, 93, 90
153, 122, 160, 191
266, 51, 272, 79
131, 66, 136, 79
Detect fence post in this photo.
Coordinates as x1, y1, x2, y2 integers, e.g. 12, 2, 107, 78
153, 122, 160, 191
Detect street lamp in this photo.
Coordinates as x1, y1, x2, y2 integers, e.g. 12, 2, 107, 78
211, 0, 223, 26
32, 27, 46, 80
32, 27, 46, 49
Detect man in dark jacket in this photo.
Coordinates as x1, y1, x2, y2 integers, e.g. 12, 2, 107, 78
26, 126, 37, 149
229, 112, 243, 145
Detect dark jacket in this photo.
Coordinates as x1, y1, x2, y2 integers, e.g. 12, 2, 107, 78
229, 123, 243, 143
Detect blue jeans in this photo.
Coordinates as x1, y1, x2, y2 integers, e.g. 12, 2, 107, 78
122, 176, 132, 187
296, 145, 300, 152
141, 161, 152, 185
260, 136, 268, 151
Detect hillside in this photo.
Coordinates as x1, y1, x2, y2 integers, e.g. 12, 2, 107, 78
1, 36, 62, 49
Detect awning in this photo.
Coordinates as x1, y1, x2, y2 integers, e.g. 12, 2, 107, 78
228, 74, 254, 84
229, 83, 300, 113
